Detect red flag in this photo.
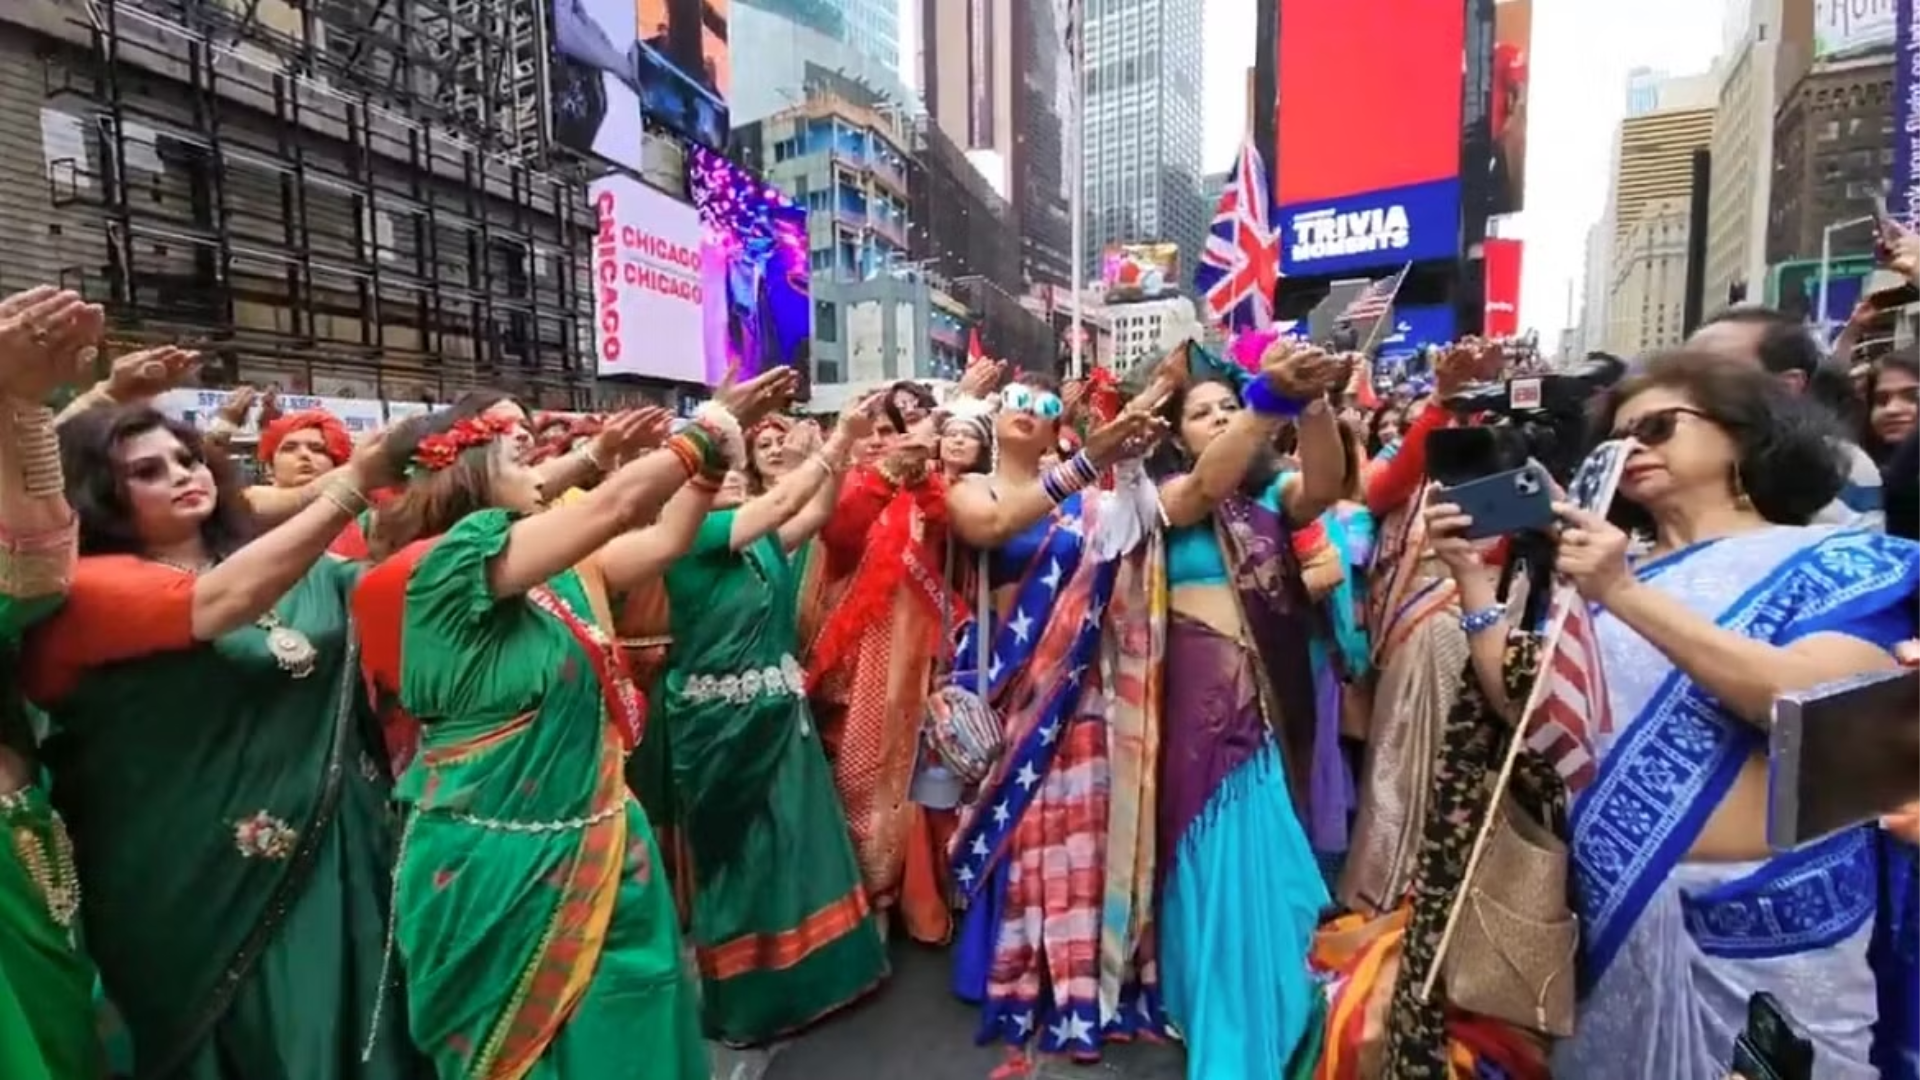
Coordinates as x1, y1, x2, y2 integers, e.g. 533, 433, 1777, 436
968, 328, 987, 365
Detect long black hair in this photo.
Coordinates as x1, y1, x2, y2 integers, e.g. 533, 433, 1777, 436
60, 405, 256, 558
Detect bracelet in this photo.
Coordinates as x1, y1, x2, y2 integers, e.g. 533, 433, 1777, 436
1242, 379, 1308, 419
1040, 450, 1099, 505
577, 442, 611, 473
1460, 605, 1506, 637
11, 404, 62, 498
692, 402, 746, 469
666, 427, 729, 480
318, 477, 369, 517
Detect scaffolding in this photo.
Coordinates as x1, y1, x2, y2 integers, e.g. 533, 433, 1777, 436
39, 0, 598, 407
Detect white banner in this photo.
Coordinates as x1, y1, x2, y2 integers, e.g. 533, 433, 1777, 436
153, 390, 419, 438
1817, 0, 1896, 58
589, 174, 706, 383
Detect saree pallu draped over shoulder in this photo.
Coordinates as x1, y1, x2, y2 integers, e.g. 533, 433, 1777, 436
22, 554, 413, 1080
948, 487, 1170, 1058
354, 510, 705, 1080
1557, 525, 1920, 1080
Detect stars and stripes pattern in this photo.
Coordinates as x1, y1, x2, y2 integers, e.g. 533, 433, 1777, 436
1525, 439, 1631, 793
1340, 262, 1410, 324
1195, 138, 1278, 331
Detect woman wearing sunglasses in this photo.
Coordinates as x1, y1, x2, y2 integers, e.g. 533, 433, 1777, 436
941, 371, 1166, 1065
1427, 351, 1920, 1080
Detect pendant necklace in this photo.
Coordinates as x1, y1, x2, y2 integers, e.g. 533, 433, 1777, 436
153, 557, 318, 679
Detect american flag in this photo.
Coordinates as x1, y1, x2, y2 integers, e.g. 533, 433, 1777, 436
1524, 439, 1631, 793
1194, 138, 1278, 331
1340, 263, 1410, 324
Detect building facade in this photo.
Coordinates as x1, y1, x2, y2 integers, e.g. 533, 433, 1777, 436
1080, 0, 1206, 280
734, 77, 915, 387
1704, 23, 1779, 311
1606, 197, 1693, 354
1609, 81, 1716, 255
3, 0, 591, 406
1767, 52, 1895, 265
919, 0, 1072, 288
728, 2, 914, 127
739, 0, 901, 73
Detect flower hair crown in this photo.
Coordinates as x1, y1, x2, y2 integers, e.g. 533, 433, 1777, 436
409, 414, 518, 477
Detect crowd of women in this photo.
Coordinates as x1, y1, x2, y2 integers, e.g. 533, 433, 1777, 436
0, 255, 1916, 1080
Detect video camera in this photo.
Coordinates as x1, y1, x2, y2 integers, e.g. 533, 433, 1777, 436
1429, 352, 1627, 488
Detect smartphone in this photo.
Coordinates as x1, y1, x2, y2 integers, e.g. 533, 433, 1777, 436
1729, 992, 1814, 1080
1435, 462, 1555, 539
1767, 666, 1920, 849
1874, 193, 1901, 263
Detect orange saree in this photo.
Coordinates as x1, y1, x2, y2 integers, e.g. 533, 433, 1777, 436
807, 466, 956, 944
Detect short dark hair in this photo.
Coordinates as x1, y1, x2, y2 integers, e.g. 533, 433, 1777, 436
1592, 349, 1847, 534
1700, 306, 1821, 379
60, 405, 256, 558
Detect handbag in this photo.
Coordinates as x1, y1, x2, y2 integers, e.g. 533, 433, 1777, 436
1421, 627, 1579, 1039
923, 545, 1005, 786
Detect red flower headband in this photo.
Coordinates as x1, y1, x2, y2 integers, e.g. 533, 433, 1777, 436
409, 414, 519, 477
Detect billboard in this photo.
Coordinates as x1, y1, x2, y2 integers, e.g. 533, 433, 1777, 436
686, 145, 812, 385
1376, 304, 1457, 360
634, 0, 731, 150
1816, 0, 1896, 59
1272, 0, 1465, 277
1101, 242, 1181, 302
551, 0, 648, 171
589, 174, 707, 382
1897, 0, 1920, 223
1490, 0, 1531, 216
1483, 237, 1524, 337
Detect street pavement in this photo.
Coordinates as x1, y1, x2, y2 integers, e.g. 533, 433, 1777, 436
712, 940, 1185, 1080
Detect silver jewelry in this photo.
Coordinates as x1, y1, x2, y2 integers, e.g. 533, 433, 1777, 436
154, 557, 316, 679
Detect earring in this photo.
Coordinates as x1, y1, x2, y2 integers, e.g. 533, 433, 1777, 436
1730, 463, 1754, 510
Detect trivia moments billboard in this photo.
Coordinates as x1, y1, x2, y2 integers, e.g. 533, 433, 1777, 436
1269, 0, 1468, 279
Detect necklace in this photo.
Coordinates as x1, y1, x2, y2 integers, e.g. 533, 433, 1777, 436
152, 557, 318, 679
1, 790, 80, 933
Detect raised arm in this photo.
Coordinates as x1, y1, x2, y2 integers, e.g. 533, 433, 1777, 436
55, 343, 200, 428
596, 481, 723, 593
485, 369, 794, 597
1280, 396, 1349, 525
728, 394, 872, 552
946, 409, 1161, 548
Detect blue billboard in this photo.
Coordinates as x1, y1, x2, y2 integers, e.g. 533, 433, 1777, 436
1376, 303, 1457, 359
1276, 178, 1462, 278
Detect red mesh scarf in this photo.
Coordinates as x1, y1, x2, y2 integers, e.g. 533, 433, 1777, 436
807, 468, 953, 689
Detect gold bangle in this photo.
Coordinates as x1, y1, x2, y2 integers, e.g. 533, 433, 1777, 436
11, 405, 62, 498
318, 478, 369, 517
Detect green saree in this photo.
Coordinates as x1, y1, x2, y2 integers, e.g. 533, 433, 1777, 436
0, 593, 98, 1080
640, 509, 887, 1045
356, 509, 705, 1080
21, 554, 414, 1080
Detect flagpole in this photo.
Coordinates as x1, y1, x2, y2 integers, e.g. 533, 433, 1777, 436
1069, 5, 1086, 380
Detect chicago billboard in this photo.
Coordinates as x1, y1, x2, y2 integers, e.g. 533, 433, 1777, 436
589, 174, 707, 382
1271, 0, 1465, 277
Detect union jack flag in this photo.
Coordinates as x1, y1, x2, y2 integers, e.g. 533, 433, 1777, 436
1524, 439, 1631, 793
1340, 263, 1409, 324
1195, 139, 1278, 331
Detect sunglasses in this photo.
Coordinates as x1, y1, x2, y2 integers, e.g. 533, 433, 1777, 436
1609, 405, 1709, 447
1001, 384, 1064, 421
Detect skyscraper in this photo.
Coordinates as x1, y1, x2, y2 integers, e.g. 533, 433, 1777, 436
1081, 0, 1206, 280
920, 0, 1073, 287
740, 0, 900, 71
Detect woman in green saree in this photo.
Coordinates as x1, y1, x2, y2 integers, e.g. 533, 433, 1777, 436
352, 371, 793, 1079
0, 285, 104, 1080
19, 401, 416, 1080
639, 394, 890, 1046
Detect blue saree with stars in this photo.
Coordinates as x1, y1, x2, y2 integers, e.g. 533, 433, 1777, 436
948, 490, 1168, 1059
1551, 525, 1920, 1080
